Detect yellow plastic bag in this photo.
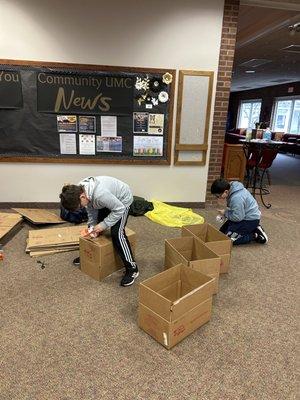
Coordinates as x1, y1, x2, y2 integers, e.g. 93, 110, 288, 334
145, 199, 204, 227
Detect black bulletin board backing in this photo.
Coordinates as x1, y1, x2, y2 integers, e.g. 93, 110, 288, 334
0, 60, 175, 165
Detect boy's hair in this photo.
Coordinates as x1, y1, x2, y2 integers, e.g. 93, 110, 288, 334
59, 184, 84, 212
210, 178, 230, 195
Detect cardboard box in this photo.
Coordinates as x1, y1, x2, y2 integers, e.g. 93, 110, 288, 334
182, 223, 232, 273
138, 264, 214, 349
164, 236, 220, 294
79, 227, 136, 281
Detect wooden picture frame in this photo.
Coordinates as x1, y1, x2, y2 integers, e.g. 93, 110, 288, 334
174, 70, 214, 166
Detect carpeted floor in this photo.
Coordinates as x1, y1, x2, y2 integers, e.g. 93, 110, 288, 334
269, 153, 300, 187
0, 179, 299, 399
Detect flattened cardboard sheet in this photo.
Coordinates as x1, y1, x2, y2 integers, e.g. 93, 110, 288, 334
0, 212, 23, 242
12, 208, 65, 224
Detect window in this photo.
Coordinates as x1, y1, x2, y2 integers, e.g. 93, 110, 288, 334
237, 100, 262, 129
272, 97, 300, 134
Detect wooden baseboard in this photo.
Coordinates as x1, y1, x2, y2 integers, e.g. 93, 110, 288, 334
0, 202, 205, 209
0, 202, 60, 209
165, 202, 205, 208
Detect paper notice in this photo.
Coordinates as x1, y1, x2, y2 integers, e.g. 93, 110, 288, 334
101, 116, 117, 137
59, 134, 77, 154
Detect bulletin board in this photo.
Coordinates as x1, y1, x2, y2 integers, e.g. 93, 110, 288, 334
0, 59, 175, 165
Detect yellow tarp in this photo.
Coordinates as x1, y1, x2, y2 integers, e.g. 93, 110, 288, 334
145, 199, 204, 227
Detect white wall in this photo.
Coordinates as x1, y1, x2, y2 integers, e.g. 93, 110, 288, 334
0, 0, 224, 203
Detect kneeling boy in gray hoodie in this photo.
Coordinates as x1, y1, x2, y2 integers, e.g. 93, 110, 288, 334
211, 179, 268, 245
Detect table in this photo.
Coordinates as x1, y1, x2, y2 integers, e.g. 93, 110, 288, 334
240, 139, 284, 208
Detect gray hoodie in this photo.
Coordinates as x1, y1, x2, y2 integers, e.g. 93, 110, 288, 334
79, 176, 133, 230
224, 181, 261, 222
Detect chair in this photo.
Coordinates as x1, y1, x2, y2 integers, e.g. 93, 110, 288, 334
245, 147, 260, 187
287, 137, 297, 156
257, 148, 278, 186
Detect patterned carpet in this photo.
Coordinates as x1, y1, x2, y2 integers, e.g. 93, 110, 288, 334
0, 182, 298, 399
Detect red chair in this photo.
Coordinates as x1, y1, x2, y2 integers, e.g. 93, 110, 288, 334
257, 148, 278, 186
245, 148, 260, 187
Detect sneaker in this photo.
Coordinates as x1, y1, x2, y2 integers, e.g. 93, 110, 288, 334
120, 267, 139, 287
254, 225, 268, 244
73, 257, 80, 266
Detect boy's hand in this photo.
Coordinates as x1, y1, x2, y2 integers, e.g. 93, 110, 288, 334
92, 224, 105, 235
218, 209, 225, 216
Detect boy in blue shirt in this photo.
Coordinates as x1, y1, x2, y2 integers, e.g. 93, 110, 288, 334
211, 179, 268, 245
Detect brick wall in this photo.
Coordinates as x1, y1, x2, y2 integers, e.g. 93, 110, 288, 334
206, 0, 240, 205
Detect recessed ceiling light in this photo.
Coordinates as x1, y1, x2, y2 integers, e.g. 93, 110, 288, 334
245, 70, 255, 73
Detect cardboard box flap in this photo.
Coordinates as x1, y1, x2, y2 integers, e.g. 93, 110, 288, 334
139, 284, 173, 321
180, 266, 212, 288
158, 281, 181, 302
192, 238, 220, 260
141, 264, 181, 292
171, 280, 214, 321
190, 258, 220, 276
206, 225, 230, 242
206, 240, 232, 255
165, 237, 194, 254
182, 224, 207, 241
170, 267, 214, 321
165, 240, 189, 269
183, 223, 231, 244
164, 237, 193, 262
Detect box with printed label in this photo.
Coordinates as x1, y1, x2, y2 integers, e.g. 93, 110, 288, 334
182, 223, 232, 273
79, 228, 136, 281
138, 264, 214, 349
164, 236, 220, 294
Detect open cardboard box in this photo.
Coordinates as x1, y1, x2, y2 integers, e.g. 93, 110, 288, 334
138, 264, 214, 349
164, 236, 220, 294
79, 227, 136, 281
182, 223, 232, 273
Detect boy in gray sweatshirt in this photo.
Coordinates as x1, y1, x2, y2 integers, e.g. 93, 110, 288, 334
60, 176, 138, 286
211, 179, 268, 245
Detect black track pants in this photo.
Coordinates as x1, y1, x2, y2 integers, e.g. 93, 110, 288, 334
97, 208, 137, 270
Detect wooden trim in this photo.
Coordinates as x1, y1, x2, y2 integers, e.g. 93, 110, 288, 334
0, 59, 175, 74
0, 202, 60, 209
0, 156, 170, 165
175, 144, 208, 151
166, 70, 176, 165
0, 59, 176, 165
174, 160, 206, 166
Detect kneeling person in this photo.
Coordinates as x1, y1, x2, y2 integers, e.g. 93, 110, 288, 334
60, 176, 138, 286
211, 178, 268, 245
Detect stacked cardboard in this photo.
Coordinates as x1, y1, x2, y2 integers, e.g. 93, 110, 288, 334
26, 225, 83, 256
138, 264, 214, 349
79, 228, 136, 281
182, 223, 232, 273
138, 223, 233, 348
164, 236, 221, 294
